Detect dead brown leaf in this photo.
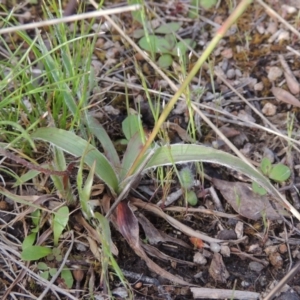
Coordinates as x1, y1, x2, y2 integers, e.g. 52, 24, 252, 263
212, 178, 285, 220
209, 253, 229, 283
272, 86, 300, 107
162, 122, 193, 142
137, 213, 191, 248
279, 54, 300, 95
284, 72, 300, 95
219, 125, 240, 138
75, 213, 119, 256
142, 243, 195, 266
115, 201, 192, 285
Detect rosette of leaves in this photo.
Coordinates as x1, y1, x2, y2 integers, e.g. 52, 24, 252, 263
136, 22, 196, 68
12, 114, 295, 286
252, 157, 291, 196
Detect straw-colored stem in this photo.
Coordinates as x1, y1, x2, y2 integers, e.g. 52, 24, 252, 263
126, 0, 253, 177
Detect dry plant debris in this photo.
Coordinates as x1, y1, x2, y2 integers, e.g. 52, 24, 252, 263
1, 0, 300, 299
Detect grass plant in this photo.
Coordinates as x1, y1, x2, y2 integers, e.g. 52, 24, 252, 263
1, 0, 300, 298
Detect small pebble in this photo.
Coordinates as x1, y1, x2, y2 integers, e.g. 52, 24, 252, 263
278, 243, 287, 254
277, 30, 289, 42
263, 147, 275, 163
268, 66, 283, 82
210, 243, 221, 253
254, 82, 264, 91
235, 69, 242, 78
221, 48, 233, 59
266, 22, 277, 34
226, 69, 235, 79
256, 24, 265, 34
221, 58, 229, 72
241, 281, 251, 287
193, 252, 207, 265
202, 249, 212, 258
282, 4, 297, 14
265, 245, 278, 255
220, 245, 230, 257
262, 102, 277, 116
249, 261, 264, 273
217, 229, 237, 240
269, 252, 283, 269
259, 275, 268, 287
112, 287, 128, 298
134, 282, 143, 289
275, 290, 300, 300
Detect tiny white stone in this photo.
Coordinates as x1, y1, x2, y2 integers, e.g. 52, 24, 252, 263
268, 66, 283, 82
193, 252, 207, 265
254, 82, 264, 91
262, 102, 276, 116
220, 245, 230, 257
226, 69, 236, 79
277, 30, 290, 42
235, 69, 242, 78
256, 24, 265, 34
210, 243, 221, 253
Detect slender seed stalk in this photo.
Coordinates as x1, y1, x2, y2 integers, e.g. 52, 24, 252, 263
126, 0, 253, 178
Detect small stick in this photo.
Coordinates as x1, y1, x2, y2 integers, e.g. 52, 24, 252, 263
262, 260, 300, 300
0, 147, 68, 177
105, 148, 155, 218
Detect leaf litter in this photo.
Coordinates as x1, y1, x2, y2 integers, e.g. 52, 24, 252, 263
1, 0, 300, 299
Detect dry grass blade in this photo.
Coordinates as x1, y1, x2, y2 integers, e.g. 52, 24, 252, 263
279, 54, 300, 95
131, 197, 246, 245
256, 0, 300, 39
0, 147, 68, 177
262, 260, 300, 300
114, 201, 192, 285
0, 5, 142, 34
272, 86, 300, 108
191, 287, 260, 299
37, 231, 74, 300
0, 242, 77, 300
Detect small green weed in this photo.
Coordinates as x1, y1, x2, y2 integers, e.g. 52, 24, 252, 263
179, 167, 198, 206
37, 262, 73, 288
188, 0, 217, 18
21, 206, 69, 261
137, 22, 196, 68
252, 157, 291, 196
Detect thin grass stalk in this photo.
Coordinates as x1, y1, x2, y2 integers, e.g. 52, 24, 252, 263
126, 0, 253, 177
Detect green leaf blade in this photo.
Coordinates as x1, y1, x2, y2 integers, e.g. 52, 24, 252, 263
86, 115, 120, 170
21, 246, 52, 261
155, 22, 181, 34
53, 206, 69, 246
31, 127, 119, 195
269, 164, 291, 182
260, 157, 272, 175
146, 144, 281, 199
158, 54, 173, 68
138, 35, 172, 54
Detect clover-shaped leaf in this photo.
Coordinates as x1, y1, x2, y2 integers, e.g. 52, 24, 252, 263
252, 181, 267, 196
53, 206, 69, 246
158, 54, 173, 68
269, 164, 291, 182
155, 22, 181, 34
172, 39, 195, 56
138, 35, 173, 54
260, 157, 272, 175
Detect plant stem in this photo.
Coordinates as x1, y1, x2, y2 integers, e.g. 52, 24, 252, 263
126, 0, 253, 177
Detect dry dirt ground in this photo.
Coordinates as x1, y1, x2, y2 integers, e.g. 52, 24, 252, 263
1, 0, 300, 299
